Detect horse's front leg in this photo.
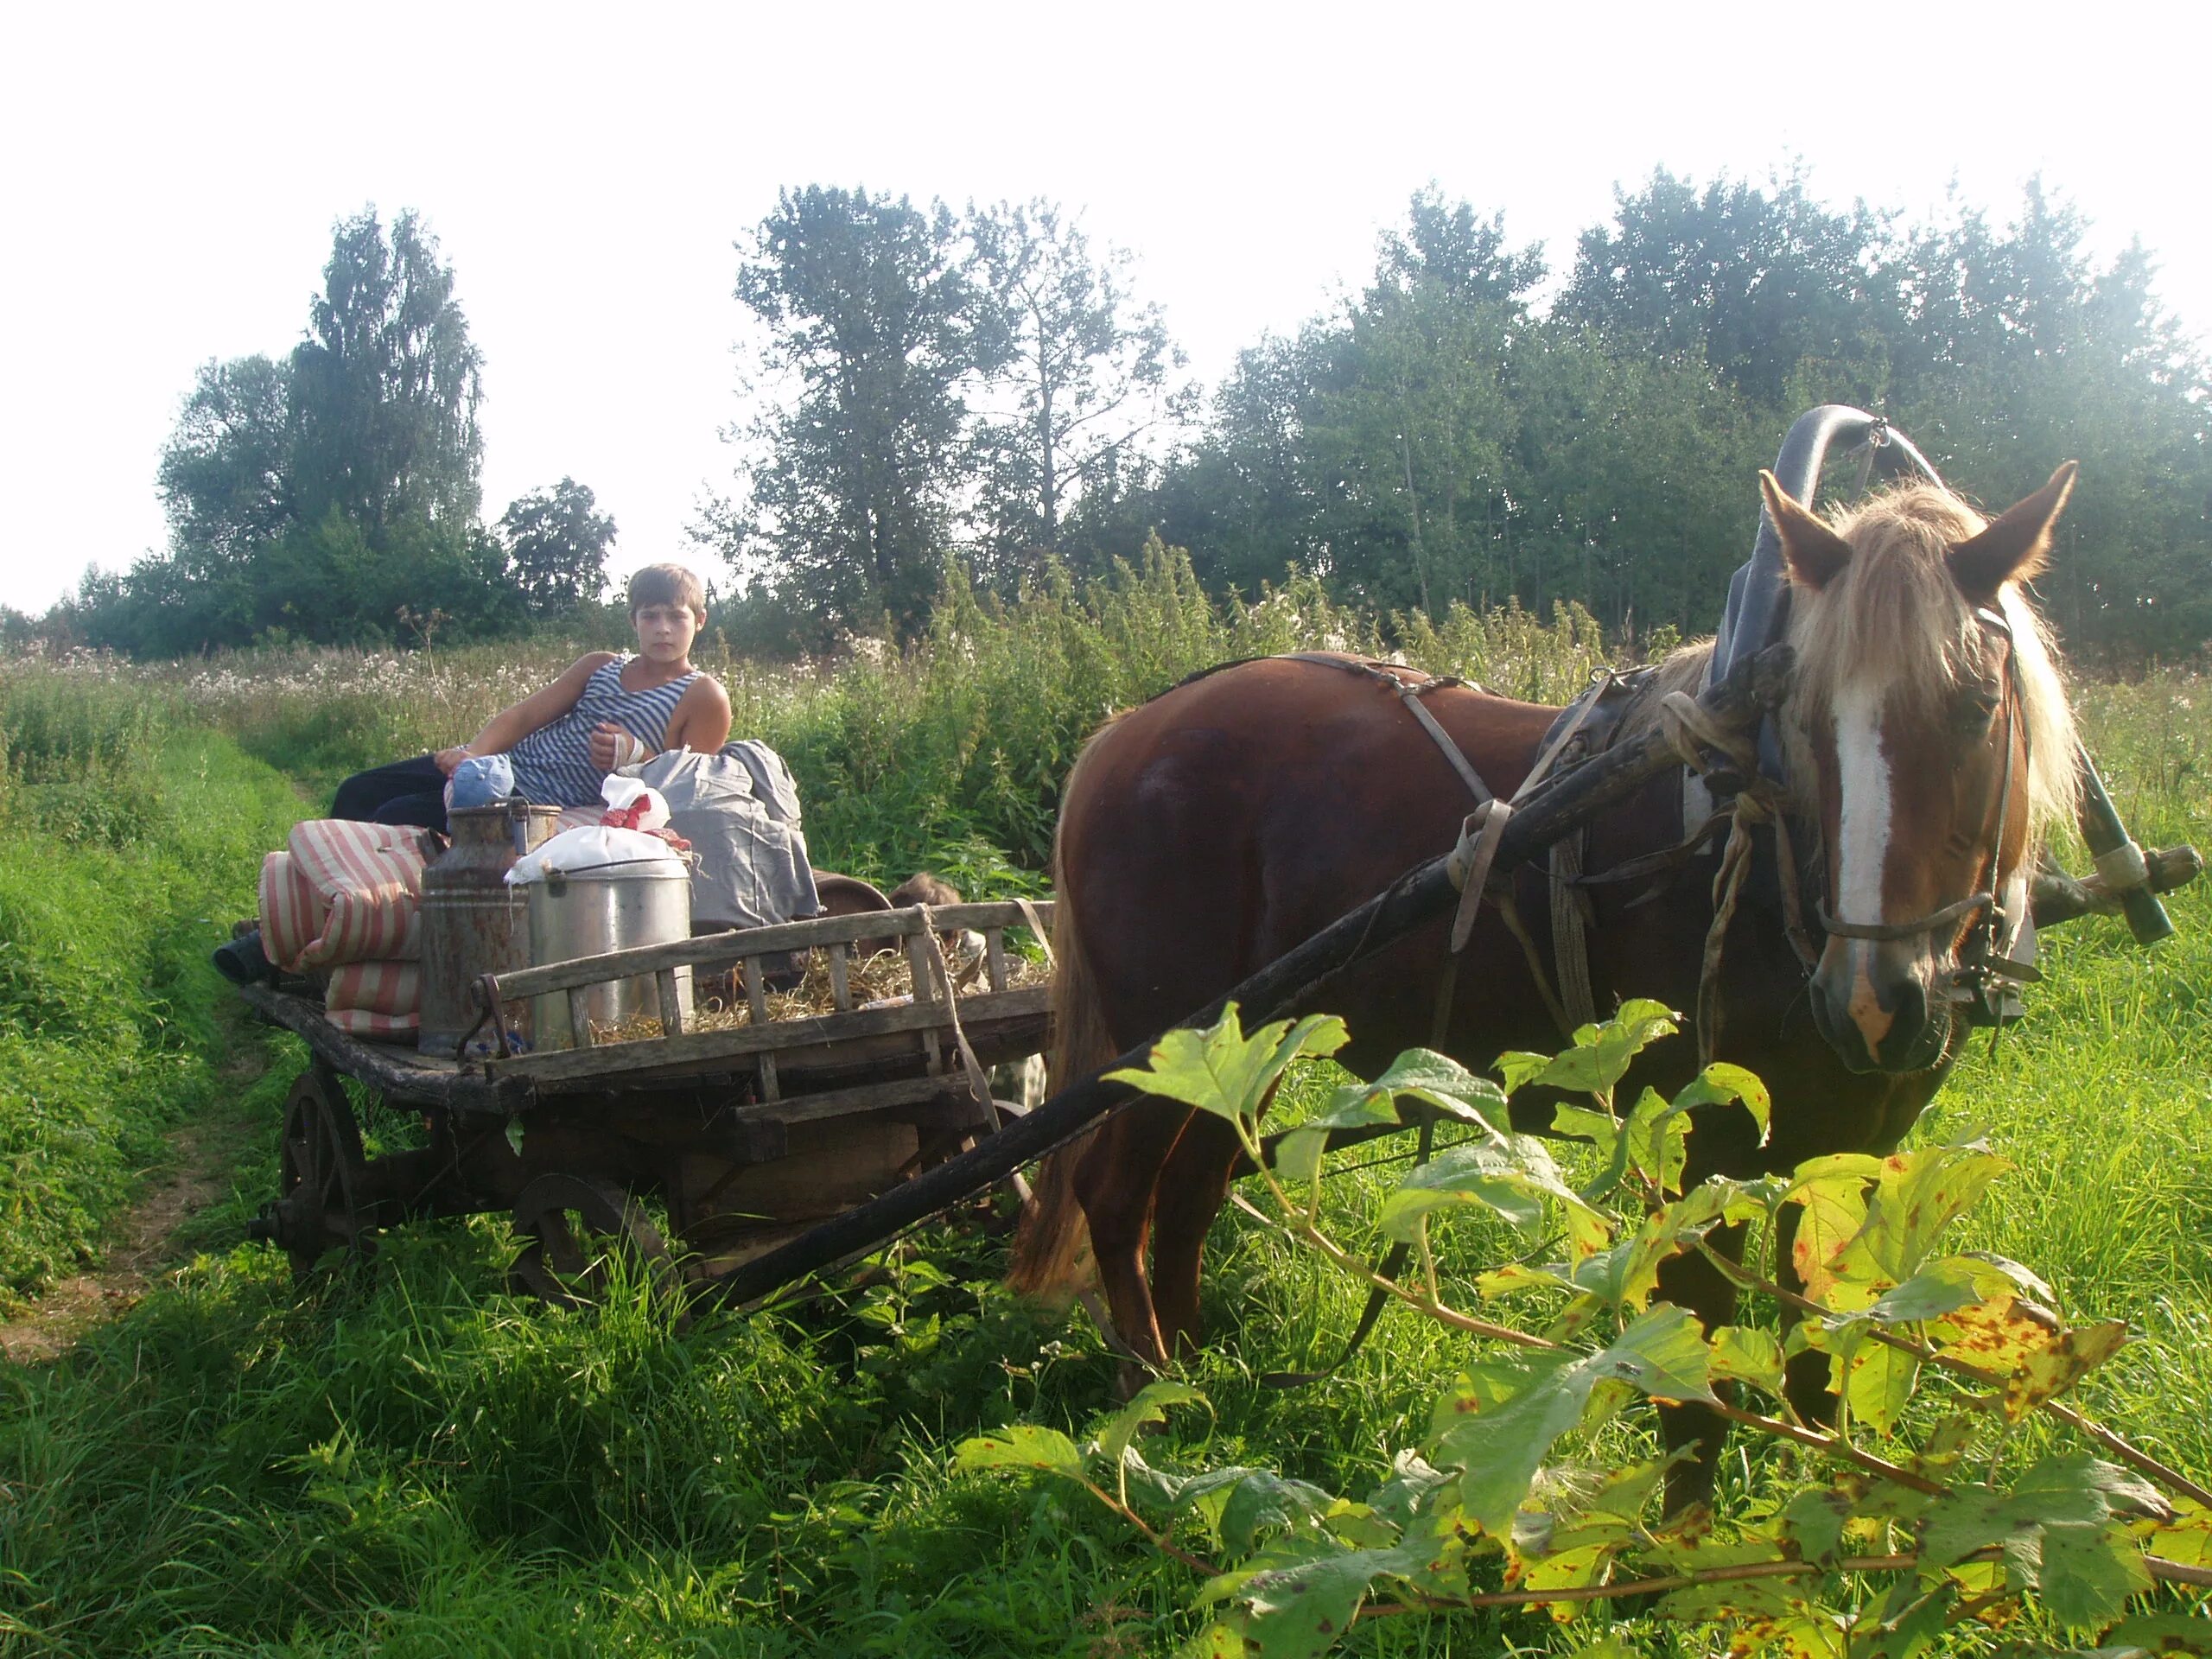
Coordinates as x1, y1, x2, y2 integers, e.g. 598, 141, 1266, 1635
1074, 1100, 1191, 1370
1770, 1201, 1838, 1427
1652, 1221, 1747, 1514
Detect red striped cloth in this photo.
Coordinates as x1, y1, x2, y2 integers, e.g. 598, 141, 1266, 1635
257, 821, 444, 972
322, 960, 421, 1037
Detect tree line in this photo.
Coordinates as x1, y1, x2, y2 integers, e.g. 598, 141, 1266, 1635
49, 175, 2212, 662
710, 176, 2210, 661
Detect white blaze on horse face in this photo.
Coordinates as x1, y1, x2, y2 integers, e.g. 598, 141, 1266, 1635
1833, 683, 1899, 1043
1834, 683, 1896, 922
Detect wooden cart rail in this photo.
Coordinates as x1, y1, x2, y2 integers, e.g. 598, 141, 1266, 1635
480, 899, 1055, 1093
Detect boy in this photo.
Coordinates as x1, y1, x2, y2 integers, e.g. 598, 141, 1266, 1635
333, 564, 732, 830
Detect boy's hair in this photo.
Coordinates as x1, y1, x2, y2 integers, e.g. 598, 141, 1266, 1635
628, 563, 707, 622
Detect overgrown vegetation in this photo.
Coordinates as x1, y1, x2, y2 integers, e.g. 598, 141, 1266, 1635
0, 587, 2203, 1654
971, 1001, 2212, 1654
0, 670, 302, 1303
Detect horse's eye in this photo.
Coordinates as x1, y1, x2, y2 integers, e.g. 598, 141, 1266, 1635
1955, 686, 1999, 734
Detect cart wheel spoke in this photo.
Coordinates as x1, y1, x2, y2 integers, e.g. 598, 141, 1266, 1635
509, 1174, 680, 1319
272, 1065, 374, 1284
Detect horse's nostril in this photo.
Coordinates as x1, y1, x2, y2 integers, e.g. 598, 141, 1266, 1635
1875, 979, 1932, 1069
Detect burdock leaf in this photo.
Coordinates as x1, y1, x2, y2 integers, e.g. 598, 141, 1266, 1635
1708, 1325, 1789, 1397
1381, 1135, 1611, 1256
1220, 1471, 1338, 1554
1673, 1060, 1772, 1143
1097, 1380, 1206, 1475
2000, 1320, 2131, 1422
953, 1424, 1085, 1484
1106, 1003, 1348, 1125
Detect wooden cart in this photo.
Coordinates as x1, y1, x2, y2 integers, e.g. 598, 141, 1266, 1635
244, 899, 1052, 1310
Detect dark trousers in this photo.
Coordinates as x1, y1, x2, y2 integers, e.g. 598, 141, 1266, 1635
332, 754, 449, 833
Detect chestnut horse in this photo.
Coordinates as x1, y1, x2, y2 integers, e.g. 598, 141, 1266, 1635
1010, 465, 2082, 1491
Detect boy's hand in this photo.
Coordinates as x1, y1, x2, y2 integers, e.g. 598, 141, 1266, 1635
434, 746, 473, 777
590, 722, 649, 771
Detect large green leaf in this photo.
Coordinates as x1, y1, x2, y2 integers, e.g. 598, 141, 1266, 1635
1674, 1060, 1773, 1142
1432, 1306, 1715, 1535
1381, 1135, 1611, 1255
952, 1424, 1086, 1484
1275, 1050, 1505, 1185
1097, 1380, 1206, 1479
1200, 1538, 1429, 1659
1624, 1086, 1693, 1195
1833, 1141, 2010, 1288
1844, 1339, 1921, 1436
1219, 1471, 1338, 1554
1707, 1325, 1788, 1397
1105, 1002, 1349, 1126
1919, 1453, 2168, 1629
1507, 1000, 1681, 1096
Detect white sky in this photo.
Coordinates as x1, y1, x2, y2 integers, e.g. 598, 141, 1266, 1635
3, 0, 2205, 616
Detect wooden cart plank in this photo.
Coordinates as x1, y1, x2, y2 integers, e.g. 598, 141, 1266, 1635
233, 983, 528, 1115
488, 900, 1055, 1001
488, 984, 1052, 1083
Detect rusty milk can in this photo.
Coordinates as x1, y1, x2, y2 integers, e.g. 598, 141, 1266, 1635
418, 800, 562, 1056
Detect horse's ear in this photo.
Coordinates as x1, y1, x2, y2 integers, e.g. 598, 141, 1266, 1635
1949, 461, 2077, 600
1760, 470, 1853, 591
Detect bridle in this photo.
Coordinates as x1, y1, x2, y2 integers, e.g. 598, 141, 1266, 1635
1815, 605, 2038, 1028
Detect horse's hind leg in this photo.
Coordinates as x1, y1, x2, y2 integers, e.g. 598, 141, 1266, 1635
1148, 1109, 1243, 1358
1074, 1100, 1190, 1369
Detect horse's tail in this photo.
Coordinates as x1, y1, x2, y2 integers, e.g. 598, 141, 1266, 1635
1006, 797, 1113, 1311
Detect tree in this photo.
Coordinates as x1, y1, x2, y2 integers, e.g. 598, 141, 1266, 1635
722, 186, 990, 644
156, 353, 292, 573
968, 200, 1194, 578
498, 479, 616, 618
78, 206, 498, 655
1560, 166, 1899, 410
287, 207, 486, 534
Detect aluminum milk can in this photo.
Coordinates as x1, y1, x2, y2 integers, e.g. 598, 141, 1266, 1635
417, 801, 562, 1056
526, 859, 695, 1049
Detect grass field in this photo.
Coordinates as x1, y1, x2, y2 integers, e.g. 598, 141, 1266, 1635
0, 569, 2205, 1656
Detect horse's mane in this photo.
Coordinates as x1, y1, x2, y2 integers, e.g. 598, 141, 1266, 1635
1630, 480, 2079, 845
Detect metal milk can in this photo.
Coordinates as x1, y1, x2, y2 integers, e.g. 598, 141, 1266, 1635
527, 859, 696, 1049
417, 801, 561, 1057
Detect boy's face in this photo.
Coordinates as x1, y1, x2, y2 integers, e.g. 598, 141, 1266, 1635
632, 601, 701, 664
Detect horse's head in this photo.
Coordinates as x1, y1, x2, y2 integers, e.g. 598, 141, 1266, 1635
1764, 464, 2082, 1075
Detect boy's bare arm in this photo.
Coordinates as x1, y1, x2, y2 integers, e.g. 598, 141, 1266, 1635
436, 652, 617, 772
660, 677, 732, 756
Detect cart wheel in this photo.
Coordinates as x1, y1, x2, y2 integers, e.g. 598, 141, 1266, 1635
270, 1065, 377, 1283
508, 1174, 680, 1316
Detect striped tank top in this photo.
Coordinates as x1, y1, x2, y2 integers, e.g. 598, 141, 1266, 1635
508, 657, 699, 807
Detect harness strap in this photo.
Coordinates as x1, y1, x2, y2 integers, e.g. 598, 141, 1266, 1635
1396, 686, 1493, 804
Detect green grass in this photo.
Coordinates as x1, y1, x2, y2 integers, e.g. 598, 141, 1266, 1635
0, 672, 304, 1304
0, 620, 2204, 1654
